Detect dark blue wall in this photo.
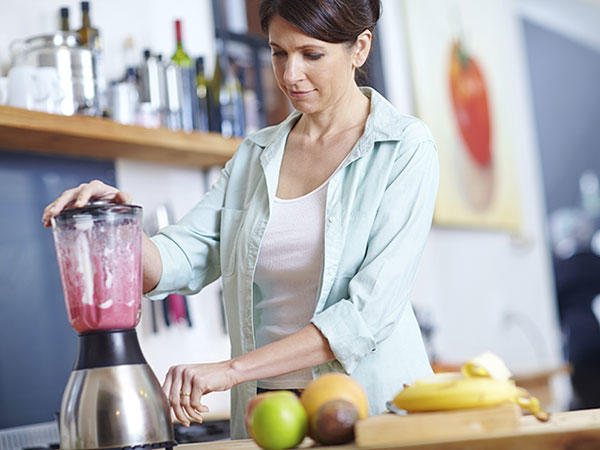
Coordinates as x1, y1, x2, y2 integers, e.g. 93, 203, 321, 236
0, 150, 115, 428
522, 19, 600, 214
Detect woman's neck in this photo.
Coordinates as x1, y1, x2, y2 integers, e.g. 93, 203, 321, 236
295, 83, 370, 144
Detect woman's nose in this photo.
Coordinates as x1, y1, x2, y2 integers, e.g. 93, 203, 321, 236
283, 57, 303, 84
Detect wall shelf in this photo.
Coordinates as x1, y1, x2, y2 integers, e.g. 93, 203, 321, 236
0, 105, 241, 167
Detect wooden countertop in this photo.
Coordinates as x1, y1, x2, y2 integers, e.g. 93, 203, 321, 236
0, 105, 241, 167
180, 408, 600, 449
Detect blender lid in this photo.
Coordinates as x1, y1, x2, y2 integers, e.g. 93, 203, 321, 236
54, 199, 142, 224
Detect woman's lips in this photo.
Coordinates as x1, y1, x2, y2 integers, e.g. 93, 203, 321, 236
288, 89, 315, 99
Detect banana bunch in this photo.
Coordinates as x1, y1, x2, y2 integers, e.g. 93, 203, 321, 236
392, 352, 549, 422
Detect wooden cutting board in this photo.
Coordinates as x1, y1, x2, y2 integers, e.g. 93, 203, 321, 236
355, 403, 522, 447
180, 408, 600, 449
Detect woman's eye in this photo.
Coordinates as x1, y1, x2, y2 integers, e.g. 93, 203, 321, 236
305, 53, 324, 61
272, 51, 286, 57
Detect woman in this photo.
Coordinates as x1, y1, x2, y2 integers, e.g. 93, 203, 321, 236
42, 0, 439, 439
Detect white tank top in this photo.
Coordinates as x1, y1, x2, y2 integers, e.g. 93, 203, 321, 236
253, 181, 328, 389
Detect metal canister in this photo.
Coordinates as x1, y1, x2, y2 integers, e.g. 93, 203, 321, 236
10, 32, 98, 115
164, 62, 184, 130
137, 50, 166, 127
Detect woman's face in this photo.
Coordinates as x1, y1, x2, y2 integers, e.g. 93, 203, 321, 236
268, 15, 358, 115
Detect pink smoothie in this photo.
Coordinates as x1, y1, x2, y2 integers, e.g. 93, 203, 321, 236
54, 216, 142, 333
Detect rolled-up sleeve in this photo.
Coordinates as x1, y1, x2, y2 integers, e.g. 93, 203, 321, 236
145, 161, 232, 300
312, 138, 439, 374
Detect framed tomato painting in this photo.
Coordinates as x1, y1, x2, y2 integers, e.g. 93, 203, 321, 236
403, 0, 521, 230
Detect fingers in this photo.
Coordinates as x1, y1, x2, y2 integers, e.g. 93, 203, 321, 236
182, 374, 207, 424
72, 182, 97, 208
164, 365, 211, 427
162, 370, 173, 403
166, 366, 190, 427
41, 180, 130, 227
42, 186, 78, 227
115, 190, 133, 204
73, 180, 118, 208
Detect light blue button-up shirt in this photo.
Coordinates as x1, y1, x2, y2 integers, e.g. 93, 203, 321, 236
147, 87, 439, 438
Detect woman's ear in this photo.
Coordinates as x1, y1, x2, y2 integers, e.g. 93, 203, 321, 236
352, 29, 373, 68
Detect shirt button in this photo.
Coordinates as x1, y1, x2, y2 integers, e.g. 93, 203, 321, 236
328, 216, 336, 223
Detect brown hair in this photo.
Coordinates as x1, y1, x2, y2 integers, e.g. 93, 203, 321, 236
259, 0, 381, 44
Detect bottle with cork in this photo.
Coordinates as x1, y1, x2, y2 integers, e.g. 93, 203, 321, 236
77, 1, 105, 115
59, 7, 70, 32
77, 1, 101, 50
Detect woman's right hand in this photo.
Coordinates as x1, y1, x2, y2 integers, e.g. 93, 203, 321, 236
41, 179, 132, 228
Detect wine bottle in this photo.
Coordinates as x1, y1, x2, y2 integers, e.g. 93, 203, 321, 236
195, 57, 210, 132
77, 1, 105, 115
222, 57, 245, 137
207, 43, 224, 133
170, 19, 195, 131
207, 40, 245, 137
77, 1, 100, 49
171, 19, 192, 68
60, 7, 70, 32
239, 67, 260, 134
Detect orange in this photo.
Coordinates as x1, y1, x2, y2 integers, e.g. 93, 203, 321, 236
300, 373, 368, 420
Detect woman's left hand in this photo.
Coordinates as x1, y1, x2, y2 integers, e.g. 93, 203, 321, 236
162, 361, 239, 426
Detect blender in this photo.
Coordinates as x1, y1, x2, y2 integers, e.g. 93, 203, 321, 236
51, 200, 175, 450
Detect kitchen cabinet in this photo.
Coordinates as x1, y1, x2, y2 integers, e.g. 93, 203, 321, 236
0, 105, 241, 167
179, 408, 600, 449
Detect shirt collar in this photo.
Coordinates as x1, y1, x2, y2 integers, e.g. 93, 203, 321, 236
251, 87, 409, 169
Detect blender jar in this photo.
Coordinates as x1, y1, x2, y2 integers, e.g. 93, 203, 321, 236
51, 200, 143, 333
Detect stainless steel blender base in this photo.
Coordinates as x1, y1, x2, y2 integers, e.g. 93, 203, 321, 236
60, 364, 174, 449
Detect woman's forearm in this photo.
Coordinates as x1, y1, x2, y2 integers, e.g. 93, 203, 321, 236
143, 233, 163, 293
230, 323, 335, 385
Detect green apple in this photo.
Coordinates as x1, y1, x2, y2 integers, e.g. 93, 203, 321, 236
245, 391, 286, 438
249, 391, 308, 450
